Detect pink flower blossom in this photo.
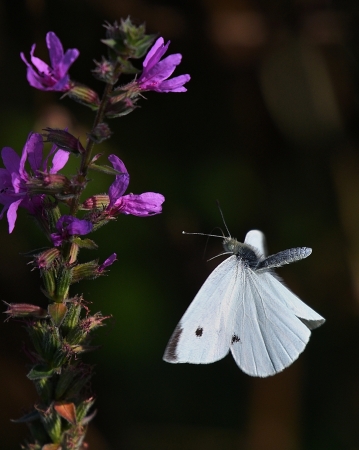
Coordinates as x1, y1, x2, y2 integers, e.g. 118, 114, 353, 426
106, 155, 164, 216
51, 216, 93, 246
0, 133, 70, 233
20, 32, 79, 91
137, 37, 190, 93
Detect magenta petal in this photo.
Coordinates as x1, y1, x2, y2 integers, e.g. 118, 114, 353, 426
98, 253, 117, 272
50, 149, 70, 174
1, 147, 21, 176
118, 192, 165, 216
7, 199, 22, 233
67, 218, 93, 235
46, 32, 64, 68
158, 74, 191, 92
51, 233, 63, 247
108, 155, 130, 202
24, 133, 43, 173
142, 38, 170, 73
60, 48, 80, 75
108, 154, 127, 174
143, 54, 182, 83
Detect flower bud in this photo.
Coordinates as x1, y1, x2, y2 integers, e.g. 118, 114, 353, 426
54, 266, 72, 302
89, 122, 112, 143
102, 18, 156, 59
92, 57, 116, 84
41, 268, 56, 298
27, 173, 71, 196
35, 248, 60, 269
67, 82, 100, 110
61, 300, 82, 336
81, 195, 110, 210
43, 128, 85, 154
71, 260, 99, 284
105, 96, 138, 118
4, 302, 47, 319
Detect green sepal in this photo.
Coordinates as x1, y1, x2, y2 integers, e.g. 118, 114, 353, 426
76, 397, 95, 423
48, 303, 67, 327
55, 366, 78, 400
63, 371, 92, 400
35, 377, 54, 403
41, 268, 56, 298
61, 301, 82, 336
71, 260, 99, 284
38, 406, 62, 443
88, 162, 123, 176
116, 56, 139, 74
27, 322, 62, 364
72, 237, 98, 250
27, 364, 57, 381
55, 266, 72, 302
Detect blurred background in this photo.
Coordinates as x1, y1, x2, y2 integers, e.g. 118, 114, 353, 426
0, 0, 358, 449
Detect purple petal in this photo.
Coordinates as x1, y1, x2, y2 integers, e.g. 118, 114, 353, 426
98, 253, 117, 272
59, 48, 80, 76
23, 133, 43, 173
116, 192, 165, 216
157, 74, 191, 92
142, 38, 170, 73
29, 45, 52, 75
50, 149, 70, 174
108, 155, 130, 202
67, 218, 93, 235
51, 232, 63, 247
7, 199, 22, 233
46, 32, 64, 69
56, 215, 92, 235
142, 54, 182, 84
1, 147, 20, 176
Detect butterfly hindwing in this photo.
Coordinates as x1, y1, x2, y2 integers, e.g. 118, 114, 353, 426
230, 269, 311, 376
259, 272, 325, 329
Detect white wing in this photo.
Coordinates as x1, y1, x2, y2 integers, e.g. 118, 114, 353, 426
260, 272, 325, 329
163, 255, 244, 364
244, 230, 267, 256
230, 269, 312, 377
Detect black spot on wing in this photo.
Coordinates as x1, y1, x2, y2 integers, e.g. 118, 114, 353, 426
231, 334, 240, 344
163, 324, 183, 362
195, 326, 203, 337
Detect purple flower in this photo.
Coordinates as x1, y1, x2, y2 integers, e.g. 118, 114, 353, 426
51, 215, 93, 246
106, 155, 165, 217
137, 37, 190, 93
20, 31, 79, 92
0, 133, 70, 233
97, 253, 117, 274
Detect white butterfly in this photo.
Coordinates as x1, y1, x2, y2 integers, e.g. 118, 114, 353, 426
163, 229, 325, 377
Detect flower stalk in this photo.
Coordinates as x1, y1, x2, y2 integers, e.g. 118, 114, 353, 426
3, 17, 190, 449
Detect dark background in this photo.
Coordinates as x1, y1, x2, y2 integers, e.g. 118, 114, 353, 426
0, 0, 358, 449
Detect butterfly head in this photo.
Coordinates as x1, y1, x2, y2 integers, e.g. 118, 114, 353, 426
223, 237, 260, 268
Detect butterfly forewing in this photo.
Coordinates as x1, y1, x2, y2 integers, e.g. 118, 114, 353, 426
164, 255, 244, 364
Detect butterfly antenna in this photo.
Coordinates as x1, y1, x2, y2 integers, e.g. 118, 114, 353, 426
216, 200, 231, 237
182, 231, 223, 239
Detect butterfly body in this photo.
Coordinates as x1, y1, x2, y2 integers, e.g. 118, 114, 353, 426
163, 230, 325, 377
